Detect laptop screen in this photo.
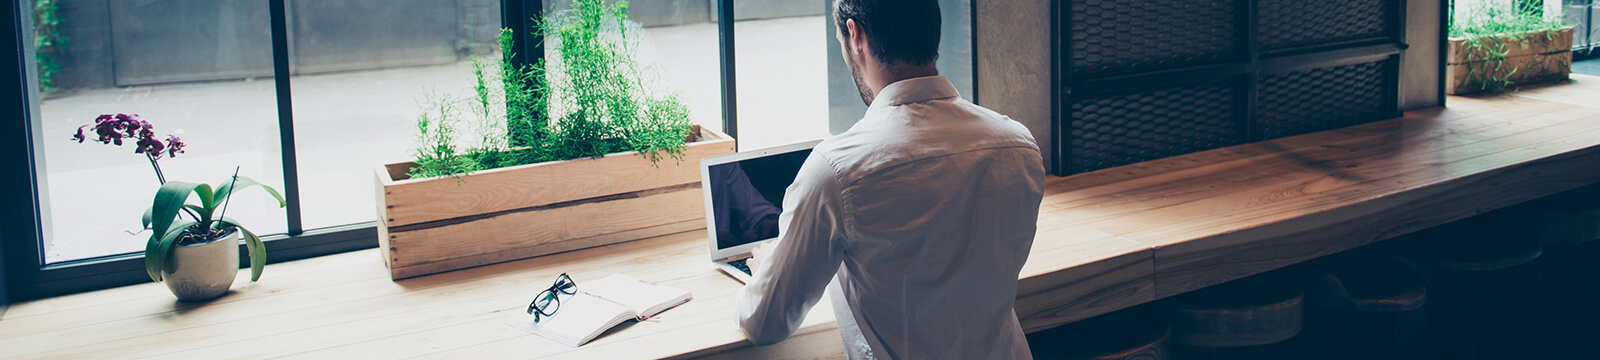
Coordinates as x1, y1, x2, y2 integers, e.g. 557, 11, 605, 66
705, 148, 812, 250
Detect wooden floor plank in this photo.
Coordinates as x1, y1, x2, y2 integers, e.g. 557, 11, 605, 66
2, 232, 709, 359
1496, 73, 1600, 108
1042, 94, 1565, 198
0, 253, 389, 341
1083, 106, 1600, 239
1040, 100, 1580, 227
1015, 230, 1152, 332
0, 248, 380, 322
164, 271, 750, 360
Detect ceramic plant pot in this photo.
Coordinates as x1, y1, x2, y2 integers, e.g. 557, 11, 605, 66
161, 229, 241, 301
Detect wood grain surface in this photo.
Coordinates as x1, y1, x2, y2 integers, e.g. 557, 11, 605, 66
378, 129, 736, 227
5, 76, 1600, 359
375, 128, 736, 279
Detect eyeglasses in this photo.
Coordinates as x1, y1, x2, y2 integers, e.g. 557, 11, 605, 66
527, 273, 578, 323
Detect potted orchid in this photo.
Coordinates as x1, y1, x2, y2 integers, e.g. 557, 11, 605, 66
71, 114, 284, 301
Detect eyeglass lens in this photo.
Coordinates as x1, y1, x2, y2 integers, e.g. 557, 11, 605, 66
527, 273, 577, 320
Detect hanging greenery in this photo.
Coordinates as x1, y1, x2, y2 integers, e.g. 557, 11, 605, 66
33, 0, 67, 92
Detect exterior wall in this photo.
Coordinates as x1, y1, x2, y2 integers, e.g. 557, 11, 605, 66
50, 0, 500, 87
42, 0, 823, 90
49, 0, 115, 89
106, 0, 274, 86
290, 0, 463, 75
546, 0, 711, 27
710, 0, 821, 22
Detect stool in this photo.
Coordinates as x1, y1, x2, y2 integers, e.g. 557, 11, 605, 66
1027, 306, 1170, 360
1299, 250, 1429, 353
1170, 276, 1303, 348
1522, 189, 1600, 244
1398, 215, 1544, 359
1301, 251, 1426, 313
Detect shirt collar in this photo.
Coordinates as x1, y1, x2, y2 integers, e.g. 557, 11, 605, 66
868, 75, 960, 109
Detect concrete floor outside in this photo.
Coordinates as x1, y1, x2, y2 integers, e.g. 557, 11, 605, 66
39, 16, 831, 263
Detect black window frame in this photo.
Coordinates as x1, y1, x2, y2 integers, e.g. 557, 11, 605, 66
0, 0, 547, 302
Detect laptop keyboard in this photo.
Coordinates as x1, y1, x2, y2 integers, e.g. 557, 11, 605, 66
729, 258, 752, 275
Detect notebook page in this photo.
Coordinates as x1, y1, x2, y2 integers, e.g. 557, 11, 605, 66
580, 274, 690, 317
504, 293, 632, 347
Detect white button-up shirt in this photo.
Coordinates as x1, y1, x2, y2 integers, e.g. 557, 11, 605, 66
735, 76, 1046, 359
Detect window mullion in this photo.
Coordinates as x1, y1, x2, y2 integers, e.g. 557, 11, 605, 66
268, 0, 302, 235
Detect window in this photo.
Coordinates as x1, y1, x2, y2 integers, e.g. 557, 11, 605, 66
37, 1, 286, 263
1, 0, 977, 300
290, 1, 504, 230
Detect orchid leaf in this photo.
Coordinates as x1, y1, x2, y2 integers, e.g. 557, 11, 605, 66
218, 218, 266, 282
193, 183, 215, 223
145, 219, 195, 282
215, 176, 286, 209
150, 181, 200, 243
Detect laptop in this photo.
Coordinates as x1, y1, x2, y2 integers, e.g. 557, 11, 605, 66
701, 140, 821, 283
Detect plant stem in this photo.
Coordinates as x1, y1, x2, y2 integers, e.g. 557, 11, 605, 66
151, 153, 202, 223
147, 154, 166, 185
215, 166, 240, 230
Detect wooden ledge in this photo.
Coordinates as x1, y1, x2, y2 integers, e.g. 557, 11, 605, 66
5, 75, 1599, 359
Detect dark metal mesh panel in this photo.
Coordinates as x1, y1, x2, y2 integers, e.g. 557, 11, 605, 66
1256, 60, 1390, 140
1070, 0, 1239, 78
1068, 84, 1240, 174
1260, 0, 1390, 51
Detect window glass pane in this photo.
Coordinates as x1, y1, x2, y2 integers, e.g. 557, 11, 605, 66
637, 6, 725, 147
731, 2, 830, 151
290, 0, 502, 230
34, 0, 286, 263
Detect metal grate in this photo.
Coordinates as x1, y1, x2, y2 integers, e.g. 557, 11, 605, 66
1260, 0, 1390, 51
1067, 84, 1240, 174
1256, 60, 1390, 140
1069, 0, 1239, 78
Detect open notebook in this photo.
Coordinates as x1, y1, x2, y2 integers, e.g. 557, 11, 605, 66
505, 274, 693, 347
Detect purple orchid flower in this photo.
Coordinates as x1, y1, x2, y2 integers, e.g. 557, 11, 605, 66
69, 114, 187, 184
165, 135, 185, 157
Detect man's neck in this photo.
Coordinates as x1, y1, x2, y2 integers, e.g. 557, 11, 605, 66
873, 64, 939, 92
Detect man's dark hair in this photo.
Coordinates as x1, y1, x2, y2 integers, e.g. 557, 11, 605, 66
833, 0, 941, 66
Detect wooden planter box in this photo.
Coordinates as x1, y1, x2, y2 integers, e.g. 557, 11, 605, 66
374, 127, 736, 279
1446, 28, 1574, 95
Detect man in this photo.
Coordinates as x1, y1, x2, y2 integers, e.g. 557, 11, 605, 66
733, 0, 1046, 358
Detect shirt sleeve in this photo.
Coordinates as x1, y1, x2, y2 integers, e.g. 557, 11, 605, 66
734, 152, 849, 345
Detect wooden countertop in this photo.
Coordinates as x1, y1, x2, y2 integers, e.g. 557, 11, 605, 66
5, 75, 1600, 359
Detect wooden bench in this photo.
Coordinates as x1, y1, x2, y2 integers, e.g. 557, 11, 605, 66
3, 75, 1600, 359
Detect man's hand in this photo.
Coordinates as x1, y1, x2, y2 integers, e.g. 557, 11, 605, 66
748, 242, 775, 275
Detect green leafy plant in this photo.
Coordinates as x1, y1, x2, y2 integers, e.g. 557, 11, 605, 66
1450, 1, 1574, 93
32, 0, 66, 92
407, 0, 694, 180
69, 113, 285, 283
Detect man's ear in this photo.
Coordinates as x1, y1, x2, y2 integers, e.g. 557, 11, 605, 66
844, 19, 868, 59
